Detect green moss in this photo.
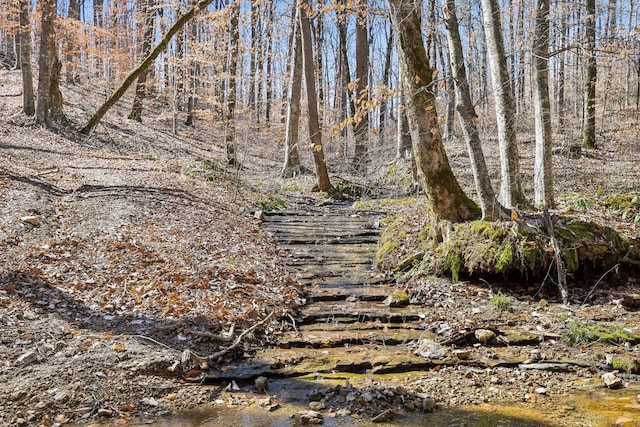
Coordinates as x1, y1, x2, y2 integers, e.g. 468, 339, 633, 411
563, 322, 640, 346
495, 244, 514, 273
605, 193, 640, 222
257, 194, 287, 211
564, 248, 579, 272
612, 359, 630, 372
375, 216, 408, 270
491, 292, 516, 315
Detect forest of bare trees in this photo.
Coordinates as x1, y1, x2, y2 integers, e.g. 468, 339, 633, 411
1, 0, 639, 213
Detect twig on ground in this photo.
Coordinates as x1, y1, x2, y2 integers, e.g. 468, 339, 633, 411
132, 335, 181, 353
188, 323, 236, 341
581, 263, 620, 305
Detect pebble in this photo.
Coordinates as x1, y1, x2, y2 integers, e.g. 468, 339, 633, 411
601, 372, 624, 389
307, 390, 324, 401
254, 376, 268, 392
16, 351, 38, 366
308, 401, 325, 411
293, 410, 323, 424
475, 329, 496, 344
415, 339, 447, 359
535, 387, 547, 395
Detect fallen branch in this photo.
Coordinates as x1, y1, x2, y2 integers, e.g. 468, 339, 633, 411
544, 209, 568, 304
188, 323, 235, 341
182, 312, 275, 369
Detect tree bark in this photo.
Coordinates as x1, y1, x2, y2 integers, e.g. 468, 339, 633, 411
300, 0, 332, 193
378, 24, 393, 145
352, 1, 369, 175
128, 0, 156, 122
388, 0, 479, 222
444, 0, 504, 221
582, 0, 597, 149
481, 0, 525, 209
281, 7, 303, 178
36, 0, 60, 128
80, 0, 216, 135
65, 0, 80, 84
18, 0, 34, 116
532, 0, 554, 208
225, 0, 240, 166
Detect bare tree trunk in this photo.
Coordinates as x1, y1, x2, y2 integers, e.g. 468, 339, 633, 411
225, 0, 240, 166
264, 1, 274, 123
65, 0, 80, 84
352, 2, 369, 175
300, 0, 332, 193
36, 0, 60, 128
481, 0, 525, 209
281, 8, 303, 178
378, 24, 393, 145
128, 0, 156, 122
388, 0, 479, 222
532, 0, 554, 208
582, 0, 597, 149
338, 3, 356, 142
396, 91, 412, 162
80, 0, 216, 135
555, 0, 567, 129
444, 0, 504, 221
248, 0, 258, 113
18, 0, 34, 116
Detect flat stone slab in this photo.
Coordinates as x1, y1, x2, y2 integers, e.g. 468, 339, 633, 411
297, 300, 425, 324
277, 326, 425, 348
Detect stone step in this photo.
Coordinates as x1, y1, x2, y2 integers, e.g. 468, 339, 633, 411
297, 301, 424, 324
206, 346, 441, 380
305, 283, 397, 302
296, 274, 390, 287
276, 326, 426, 349
275, 236, 379, 245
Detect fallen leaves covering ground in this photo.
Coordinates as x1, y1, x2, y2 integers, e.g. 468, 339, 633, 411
0, 70, 301, 425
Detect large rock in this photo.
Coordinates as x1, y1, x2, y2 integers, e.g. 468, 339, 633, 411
415, 339, 447, 359
383, 290, 410, 307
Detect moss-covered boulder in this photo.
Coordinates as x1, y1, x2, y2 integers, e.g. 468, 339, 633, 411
377, 214, 632, 282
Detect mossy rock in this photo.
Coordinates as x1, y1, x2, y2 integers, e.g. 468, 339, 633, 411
604, 193, 640, 222
378, 214, 631, 282
375, 216, 408, 270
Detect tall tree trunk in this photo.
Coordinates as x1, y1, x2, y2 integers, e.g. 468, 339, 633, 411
582, 0, 597, 149
65, 0, 80, 84
281, 7, 303, 178
555, 0, 567, 129
264, 1, 274, 123
396, 91, 412, 162
80, 0, 217, 135
444, 0, 504, 221
225, 0, 240, 166
36, 0, 60, 128
18, 0, 34, 116
352, 2, 369, 175
481, 0, 525, 209
248, 0, 258, 113
532, 0, 554, 208
378, 24, 393, 145
300, 0, 332, 193
338, 4, 356, 142
388, 0, 479, 222
128, 0, 155, 122
185, 9, 199, 127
